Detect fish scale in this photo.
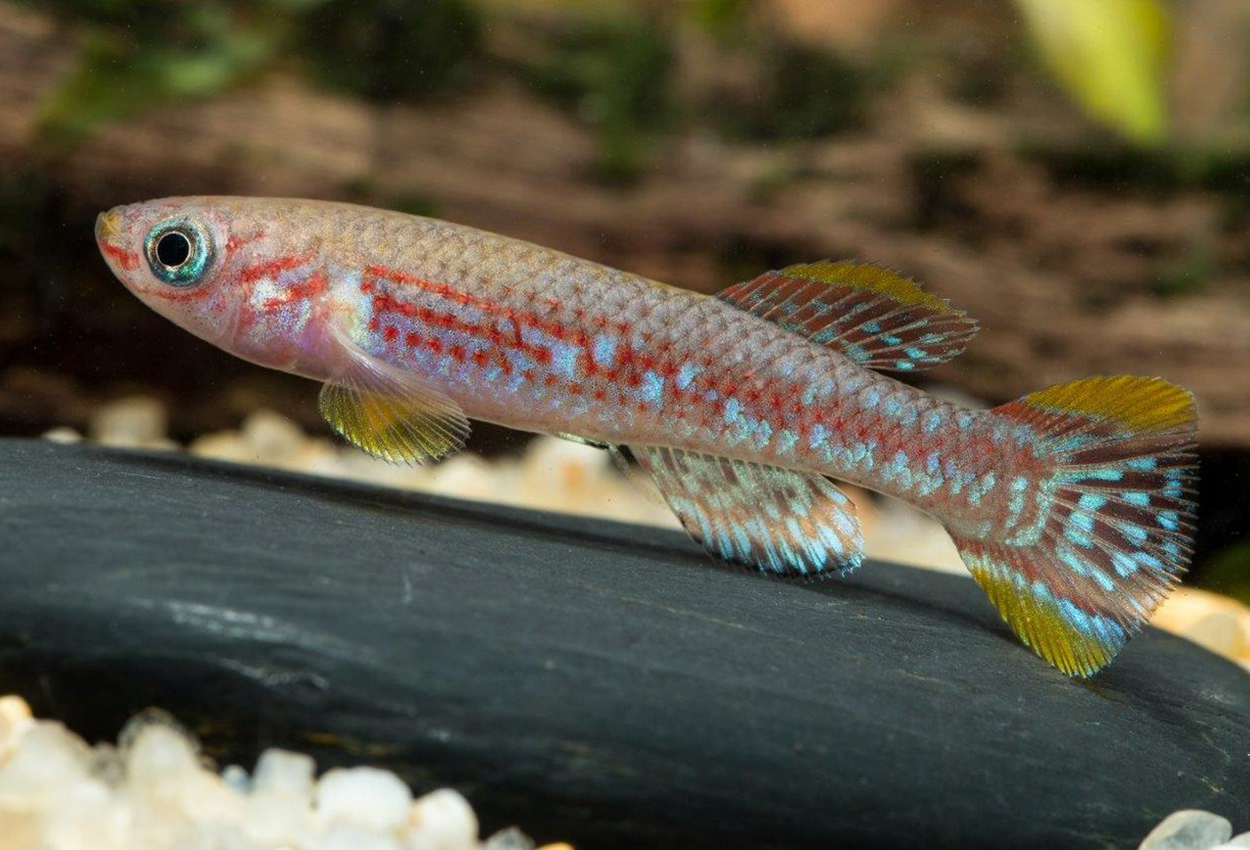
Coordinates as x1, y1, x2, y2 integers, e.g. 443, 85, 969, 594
97, 197, 1198, 677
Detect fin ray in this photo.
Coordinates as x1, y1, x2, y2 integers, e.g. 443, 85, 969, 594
951, 375, 1197, 677
319, 322, 470, 465
629, 446, 863, 578
717, 261, 978, 372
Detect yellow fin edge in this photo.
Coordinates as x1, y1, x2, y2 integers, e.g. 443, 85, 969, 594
1022, 375, 1195, 433
779, 261, 959, 316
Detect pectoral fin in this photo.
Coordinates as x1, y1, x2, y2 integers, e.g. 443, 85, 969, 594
319, 322, 470, 464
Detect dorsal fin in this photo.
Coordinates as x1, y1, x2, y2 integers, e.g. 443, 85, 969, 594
716, 261, 978, 372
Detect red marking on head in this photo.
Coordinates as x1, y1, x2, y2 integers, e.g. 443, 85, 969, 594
261, 269, 328, 311
426, 338, 443, 354
449, 344, 466, 361
545, 375, 559, 387
239, 252, 315, 284
383, 326, 398, 343
368, 318, 380, 331
406, 332, 422, 348
148, 283, 214, 303
568, 384, 583, 396
592, 389, 606, 401
522, 369, 535, 383
101, 243, 139, 271
360, 280, 375, 294
472, 350, 490, 367
225, 230, 265, 254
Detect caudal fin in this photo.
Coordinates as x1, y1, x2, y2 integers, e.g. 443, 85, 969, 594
950, 376, 1197, 677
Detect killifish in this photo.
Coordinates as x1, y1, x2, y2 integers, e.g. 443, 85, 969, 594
95, 197, 1198, 677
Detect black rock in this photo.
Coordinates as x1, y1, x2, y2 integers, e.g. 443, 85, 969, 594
0, 439, 1246, 849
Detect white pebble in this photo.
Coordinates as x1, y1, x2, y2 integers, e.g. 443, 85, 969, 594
253, 748, 315, 799
124, 723, 201, 789
241, 409, 307, 462
176, 821, 258, 850
1140, 810, 1233, 849
1215, 834, 1250, 848
316, 823, 403, 850
483, 826, 536, 850
406, 788, 479, 850
0, 695, 34, 761
90, 395, 168, 447
42, 426, 83, 444
316, 767, 413, 831
0, 722, 91, 808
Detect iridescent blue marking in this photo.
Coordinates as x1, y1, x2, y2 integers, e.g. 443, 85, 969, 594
641, 371, 664, 405
1122, 523, 1148, 545
1004, 476, 1030, 527
776, 429, 798, 454
1064, 524, 1094, 548
1122, 491, 1149, 507
1158, 511, 1179, 531
1127, 456, 1158, 471
676, 361, 698, 390
592, 334, 618, 366
549, 341, 581, 378
1077, 493, 1107, 512
809, 423, 829, 449
753, 420, 773, 449
1058, 544, 1089, 574
1111, 551, 1136, 577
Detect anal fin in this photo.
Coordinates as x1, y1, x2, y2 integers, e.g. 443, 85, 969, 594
630, 446, 863, 579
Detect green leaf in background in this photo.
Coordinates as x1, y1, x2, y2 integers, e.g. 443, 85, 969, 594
1014, 0, 1170, 144
34, 5, 276, 147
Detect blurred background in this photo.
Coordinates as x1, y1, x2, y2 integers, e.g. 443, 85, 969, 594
1, 0, 1248, 608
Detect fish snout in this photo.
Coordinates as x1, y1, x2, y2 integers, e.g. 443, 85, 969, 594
95, 209, 122, 245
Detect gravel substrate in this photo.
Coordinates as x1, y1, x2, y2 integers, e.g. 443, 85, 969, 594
0, 696, 560, 850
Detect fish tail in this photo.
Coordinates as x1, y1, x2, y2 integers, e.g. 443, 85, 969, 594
949, 376, 1197, 676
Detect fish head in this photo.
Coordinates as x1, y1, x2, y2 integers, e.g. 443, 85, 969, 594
96, 197, 334, 375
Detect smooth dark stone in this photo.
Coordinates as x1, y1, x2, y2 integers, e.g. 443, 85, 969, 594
0, 438, 1246, 849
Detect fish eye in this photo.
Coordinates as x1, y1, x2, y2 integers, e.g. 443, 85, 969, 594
144, 218, 213, 286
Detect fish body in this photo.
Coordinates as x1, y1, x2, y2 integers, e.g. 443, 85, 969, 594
96, 197, 1197, 677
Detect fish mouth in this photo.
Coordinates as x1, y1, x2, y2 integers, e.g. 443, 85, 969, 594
95, 209, 121, 244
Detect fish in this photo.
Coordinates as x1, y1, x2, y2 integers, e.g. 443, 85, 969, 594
95, 196, 1198, 677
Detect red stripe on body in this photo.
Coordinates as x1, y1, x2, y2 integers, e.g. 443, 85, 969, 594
261, 270, 329, 311
239, 252, 316, 284
364, 263, 849, 448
